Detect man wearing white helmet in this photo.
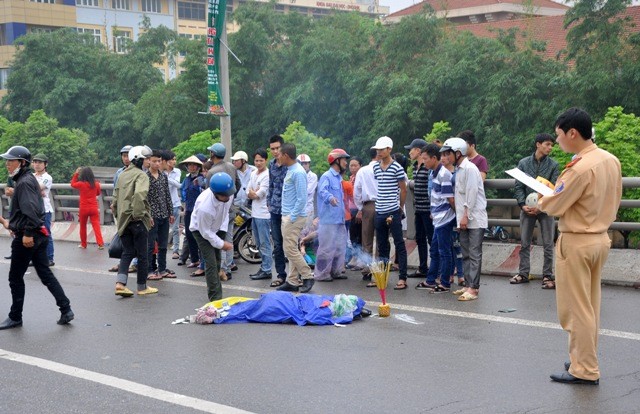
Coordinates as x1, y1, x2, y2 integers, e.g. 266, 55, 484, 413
230, 150, 256, 208
111, 145, 157, 297
441, 138, 487, 302
511, 133, 560, 288
296, 153, 317, 220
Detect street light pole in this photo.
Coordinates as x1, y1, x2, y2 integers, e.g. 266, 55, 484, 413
219, 21, 232, 161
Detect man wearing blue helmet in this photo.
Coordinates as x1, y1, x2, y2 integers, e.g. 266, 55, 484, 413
190, 172, 235, 301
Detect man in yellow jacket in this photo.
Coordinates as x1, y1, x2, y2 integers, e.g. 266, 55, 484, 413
539, 108, 622, 385
111, 146, 156, 297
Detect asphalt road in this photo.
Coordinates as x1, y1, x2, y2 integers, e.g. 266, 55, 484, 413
0, 238, 639, 414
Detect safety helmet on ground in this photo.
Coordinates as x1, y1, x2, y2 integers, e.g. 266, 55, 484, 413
296, 154, 311, 163
209, 172, 235, 196
120, 145, 133, 154
327, 149, 350, 165
32, 153, 48, 163
230, 151, 249, 162
439, 137, 468, 156
1, 146, 32, 165
207, 143, 226, 158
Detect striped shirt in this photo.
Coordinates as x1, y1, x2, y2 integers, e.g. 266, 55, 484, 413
430, 165, 455, 228
373, 160, 404, 214
412, 161, 430, 213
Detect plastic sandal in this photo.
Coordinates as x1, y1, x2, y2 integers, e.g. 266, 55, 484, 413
458, 292, 478, 301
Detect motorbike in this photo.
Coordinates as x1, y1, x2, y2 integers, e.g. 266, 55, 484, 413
233, 205, 262, 264
484, 225, 510, 242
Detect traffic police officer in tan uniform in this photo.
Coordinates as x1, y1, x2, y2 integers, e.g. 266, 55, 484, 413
538, 108, 622, 385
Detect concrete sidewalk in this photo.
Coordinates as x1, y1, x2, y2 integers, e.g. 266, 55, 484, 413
2, 222, 639, 287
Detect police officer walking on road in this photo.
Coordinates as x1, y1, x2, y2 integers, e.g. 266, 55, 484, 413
0, 146, 74, 330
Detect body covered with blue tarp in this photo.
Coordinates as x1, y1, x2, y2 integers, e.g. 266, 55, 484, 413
214, 291, 366, 326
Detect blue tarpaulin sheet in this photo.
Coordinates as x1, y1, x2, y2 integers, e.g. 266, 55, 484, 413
214, 291, 366, 326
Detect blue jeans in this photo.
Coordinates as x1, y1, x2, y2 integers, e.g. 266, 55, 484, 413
426, 219, 455, 288
414, 211, 433, 274
252, 217, 272, 273
374, 209, 408, 280
44, 212, 54, 262
270, 212, 286, 279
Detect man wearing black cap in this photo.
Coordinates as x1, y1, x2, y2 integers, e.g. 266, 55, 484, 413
405, 138, 431, 278
0, 146, 73, 329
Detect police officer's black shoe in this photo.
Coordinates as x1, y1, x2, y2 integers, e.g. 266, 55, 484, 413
57, 310, 74, 325
550, 371, 598, 385
0, 317, 22, 330
299, 278, 315, 293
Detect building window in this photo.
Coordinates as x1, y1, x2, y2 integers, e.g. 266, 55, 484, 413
0, 25, 6, 46
113, 30, 131, 53
142, 0, 161, 13
30, 0, 56, 3
112, 0, 130, 10
28, 26, 56, 34
76, 27, 102, 44
178, 0, 206, 21
0, 68, 10, 90
275, 4, 285, 13
291, 6, 308, 15
76, 0, 100, 6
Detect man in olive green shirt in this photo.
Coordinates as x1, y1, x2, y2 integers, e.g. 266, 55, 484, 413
111, 146, 156, 297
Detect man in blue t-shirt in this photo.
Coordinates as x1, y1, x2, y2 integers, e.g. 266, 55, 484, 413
371, 136, 408, 290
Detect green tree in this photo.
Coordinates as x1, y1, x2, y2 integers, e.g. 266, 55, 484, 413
0, 110, 96, 183
172, 129, 221, 164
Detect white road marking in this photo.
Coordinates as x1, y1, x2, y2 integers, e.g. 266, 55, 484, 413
9, 261, 640, 341
0, 348, 255, 414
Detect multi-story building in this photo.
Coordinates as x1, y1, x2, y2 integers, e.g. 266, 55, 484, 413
0, 0, 390, 96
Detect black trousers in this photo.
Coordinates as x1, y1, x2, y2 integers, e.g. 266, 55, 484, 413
118, 221, 149, 288
8, 232, 71, 321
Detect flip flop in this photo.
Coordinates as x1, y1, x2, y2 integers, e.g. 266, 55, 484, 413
269, 279, 285, 287
190, 271, 205, 277
147, 273, 163, 280
393, 281, 408, 290
366, 282, 377, 288
458, 292, 478, 301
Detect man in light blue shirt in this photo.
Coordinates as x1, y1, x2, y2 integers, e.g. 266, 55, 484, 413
277, 143, 314, 293
314, 149, 350, 282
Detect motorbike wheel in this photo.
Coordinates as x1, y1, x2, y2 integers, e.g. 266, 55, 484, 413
498, 229, 510, 242
235, 229, 262, 264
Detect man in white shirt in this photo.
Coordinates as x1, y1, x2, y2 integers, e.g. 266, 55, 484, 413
32, 154, 55, 266
296, 154, 318, 221
162, 150, 183, 259
231, 150, 257, 208
353, 148, 378, 277
441, 138, 488, 302
189, 172, 235, 302
247, 149, 272, 280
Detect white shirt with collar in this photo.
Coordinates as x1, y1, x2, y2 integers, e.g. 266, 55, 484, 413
354, 160, 378, 210
189, 189, 232, 249
166, 167, 182, 208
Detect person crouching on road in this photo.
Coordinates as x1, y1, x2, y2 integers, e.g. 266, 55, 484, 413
190, 172, 235, 302
314, 149, 350, 282
111, 146, 157, 297
0, 146, 73, 330
71, 166, 105, 249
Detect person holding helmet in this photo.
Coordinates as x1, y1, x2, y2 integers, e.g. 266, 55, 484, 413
296, 153, 318, 221
441, 138, 488, 302
32, 153, 55, 266
206, 142, 240, 280
0, 146, 73, 329
111, 145, 157, 297
511, 133, 560, 288
313, 149, 350, 282
190, 172, 235, 301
